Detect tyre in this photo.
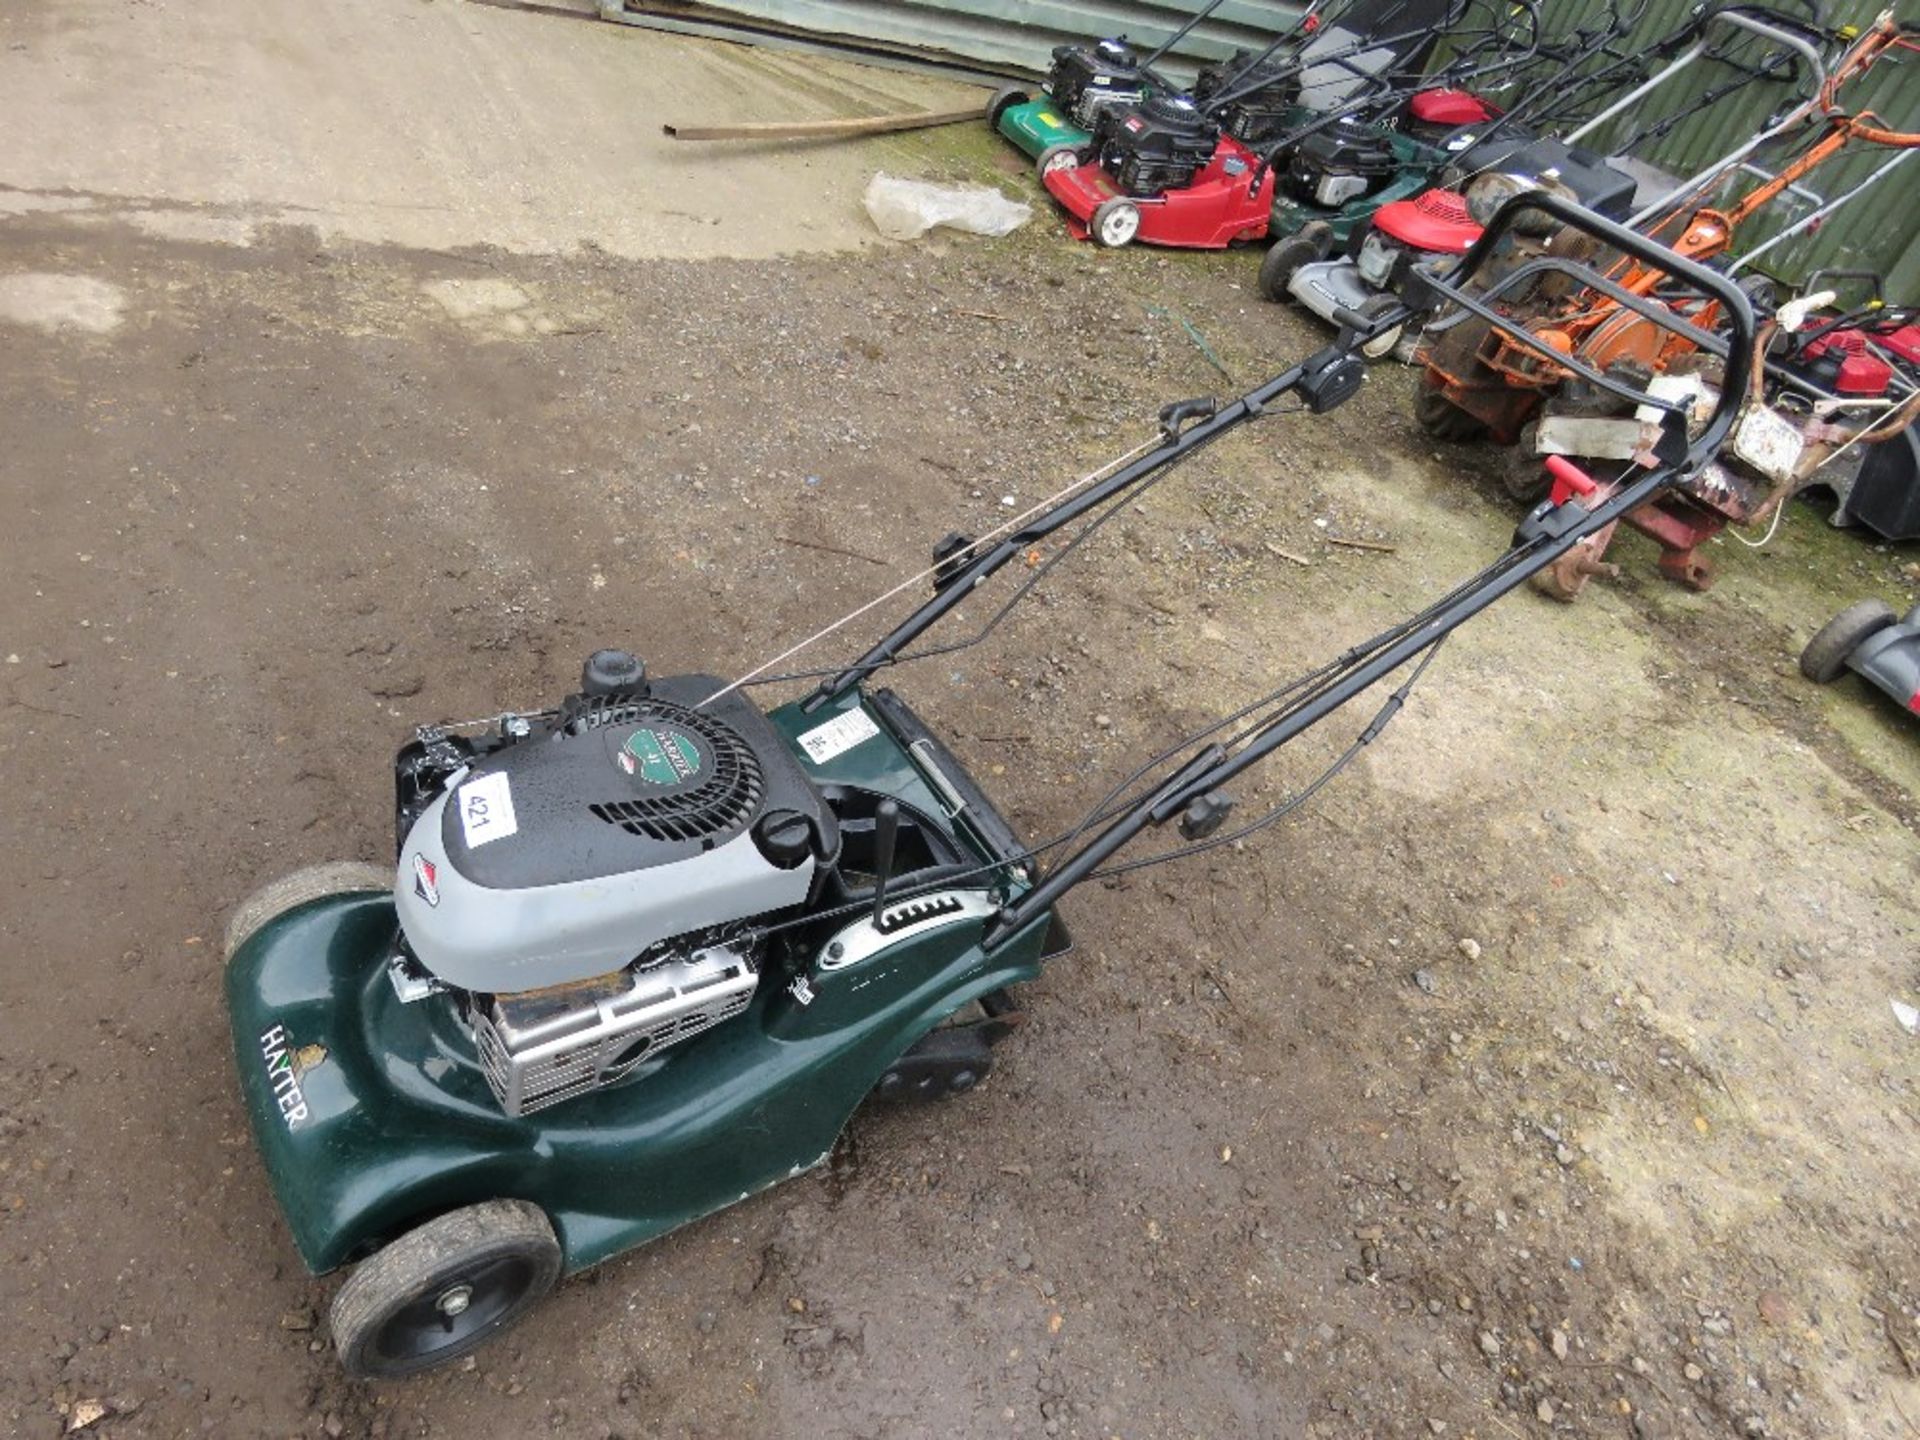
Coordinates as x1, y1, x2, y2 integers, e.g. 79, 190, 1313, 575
1258, 236, 1320, 302
1357, 294, 1402, 360
1500, 424, 1551, 503
1090, 197, 1142, 249
331, 1200, 563, 1380
225, 861, 393, 959
1035, 142, 1086, 177
1414, 383, 1488, 442
1800, 599, 1896, 683
988, 86, 1030, 128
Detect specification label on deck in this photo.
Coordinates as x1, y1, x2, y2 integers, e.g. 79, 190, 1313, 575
796, 707, 880, 765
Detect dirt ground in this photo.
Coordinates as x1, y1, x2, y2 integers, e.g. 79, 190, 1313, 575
3, 6, 1919, 1440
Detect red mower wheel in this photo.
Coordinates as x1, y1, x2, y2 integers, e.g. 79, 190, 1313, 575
1090, 197, 1142, 249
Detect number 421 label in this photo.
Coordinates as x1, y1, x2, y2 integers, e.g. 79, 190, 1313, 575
458, 771, 519, 849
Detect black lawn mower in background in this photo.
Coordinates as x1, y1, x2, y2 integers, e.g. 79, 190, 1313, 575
225, 195, 1754, 1379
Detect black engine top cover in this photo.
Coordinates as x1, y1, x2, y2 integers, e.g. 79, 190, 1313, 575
446, 674, 836, 890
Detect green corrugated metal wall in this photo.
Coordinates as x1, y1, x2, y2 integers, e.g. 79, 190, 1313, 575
1551, 0, 1918, 294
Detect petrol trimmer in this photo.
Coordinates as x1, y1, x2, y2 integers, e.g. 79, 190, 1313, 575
225, 194, 1753, 1378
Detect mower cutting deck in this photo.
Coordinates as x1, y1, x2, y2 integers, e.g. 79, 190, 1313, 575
227, 193, 1754, 1379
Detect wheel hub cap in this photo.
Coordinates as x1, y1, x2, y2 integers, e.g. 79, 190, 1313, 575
437, 1284, 474, 1318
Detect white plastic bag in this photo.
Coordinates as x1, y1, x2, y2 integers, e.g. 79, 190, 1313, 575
863, 172, 1032, 241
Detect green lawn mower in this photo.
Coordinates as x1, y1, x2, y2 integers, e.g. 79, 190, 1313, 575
225, 194, 1753, 1380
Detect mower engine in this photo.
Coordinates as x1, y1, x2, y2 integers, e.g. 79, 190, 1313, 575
1193, 48, 1299, 145
1047, 37, 1152, 130
1780, 322, 1919, 399
1095, 93, 1220, 195
388, 655, 835, 1116
1286, 117, 1401, 208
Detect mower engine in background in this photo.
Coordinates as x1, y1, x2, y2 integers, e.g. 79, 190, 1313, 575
992, 37, 1158, 167
1193, 47, 1301, 146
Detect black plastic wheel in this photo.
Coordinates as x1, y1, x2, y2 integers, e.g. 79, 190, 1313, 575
331, 1200, 562, 1379
988, 86, 1031, 128
1800, 599, 1896, 684
1257, 223, 1330, 303
1414, 383, 1488, 442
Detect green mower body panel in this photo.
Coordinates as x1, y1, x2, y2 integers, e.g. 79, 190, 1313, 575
1269, 130, 1445, 248
226, 689, 1051, 1276
996, 97, 1090, 159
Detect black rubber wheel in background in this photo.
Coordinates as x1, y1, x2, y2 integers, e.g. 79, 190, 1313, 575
1257, 221, 1332, 303
1800, 600, 1896, 684
988, 86, 1030, 128
331, 1200, 562, 1379
1414, 383, 1489, 442
1500, 424, 1552, 503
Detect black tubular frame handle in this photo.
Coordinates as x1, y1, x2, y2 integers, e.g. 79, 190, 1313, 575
1414, 189, 1756, 460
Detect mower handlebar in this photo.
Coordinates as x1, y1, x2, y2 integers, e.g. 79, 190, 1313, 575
1417, 189, 1756, 463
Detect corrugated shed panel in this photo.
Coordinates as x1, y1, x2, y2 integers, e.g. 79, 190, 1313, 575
1549, 0, 1918, 292
618, 1, 1301, 81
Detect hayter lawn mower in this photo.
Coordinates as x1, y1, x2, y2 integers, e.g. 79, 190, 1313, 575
225, 193, 1754, 1379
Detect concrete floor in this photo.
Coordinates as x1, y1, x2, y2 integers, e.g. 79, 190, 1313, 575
0, 0, 985, 259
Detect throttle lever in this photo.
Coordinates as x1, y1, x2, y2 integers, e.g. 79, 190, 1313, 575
1544, 455, 1600, 507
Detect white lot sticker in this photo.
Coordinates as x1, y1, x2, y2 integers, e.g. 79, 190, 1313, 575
457, 770, 519, 849
796, 707, 881, 765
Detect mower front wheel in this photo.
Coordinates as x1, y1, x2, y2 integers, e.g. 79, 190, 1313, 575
330, 1200, 563, 1379
988, 86, 1031, 128
1357, 294, 1403, 360
1036, 142, 1086, 177
1414, 383, 1488, 443
1090, 197, 1142, 249
1800, 600, 1896, 684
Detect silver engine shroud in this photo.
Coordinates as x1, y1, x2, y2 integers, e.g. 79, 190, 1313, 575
393, 784, 814, 993
472, 940, 759, 1115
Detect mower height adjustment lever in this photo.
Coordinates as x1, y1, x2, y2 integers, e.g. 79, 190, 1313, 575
1158, 396, 1220, 438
